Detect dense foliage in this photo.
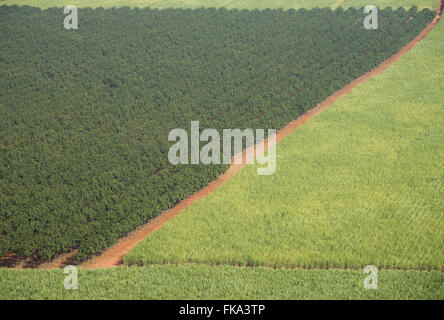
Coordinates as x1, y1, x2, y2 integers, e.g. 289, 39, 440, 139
0, 5, 435, 261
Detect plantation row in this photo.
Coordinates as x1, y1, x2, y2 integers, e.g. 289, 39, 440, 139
0, 5, 435, 261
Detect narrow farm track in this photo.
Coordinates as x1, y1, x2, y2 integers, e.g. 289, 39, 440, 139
79, 2, 443, 270
111, 262, 442, 273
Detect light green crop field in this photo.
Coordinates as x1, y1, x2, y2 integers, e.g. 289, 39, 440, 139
0, 265, 443, 299
2, 0, 440, 10
125, 15, 444, 271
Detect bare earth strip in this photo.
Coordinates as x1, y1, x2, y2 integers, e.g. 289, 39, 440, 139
47, 2, 441, 270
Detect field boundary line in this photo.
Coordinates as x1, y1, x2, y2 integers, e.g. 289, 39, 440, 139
31, 0, 442, 270
123, 262, 443, 273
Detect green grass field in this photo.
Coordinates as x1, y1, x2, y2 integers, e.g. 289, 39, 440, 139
2, 0, 440, 10
124, 12, 444, 271
0, 265, 442, 299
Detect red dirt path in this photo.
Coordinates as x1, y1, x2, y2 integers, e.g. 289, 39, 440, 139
16, 2, 443, 270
